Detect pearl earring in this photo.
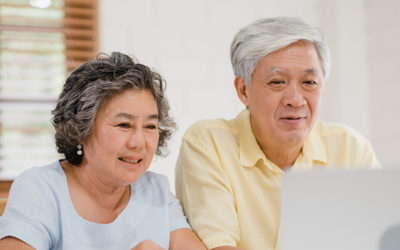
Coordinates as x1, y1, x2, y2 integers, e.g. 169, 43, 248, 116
77, 145, 83, 155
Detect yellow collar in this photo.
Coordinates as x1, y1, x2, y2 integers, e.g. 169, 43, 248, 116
236, 110, 275, 171
235, 109, 327, 170
301, 122, 327, 165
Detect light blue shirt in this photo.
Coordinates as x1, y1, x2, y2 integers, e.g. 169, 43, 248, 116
0, 161, 190, 250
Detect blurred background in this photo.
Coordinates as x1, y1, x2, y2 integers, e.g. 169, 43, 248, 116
0, 0, 399, 191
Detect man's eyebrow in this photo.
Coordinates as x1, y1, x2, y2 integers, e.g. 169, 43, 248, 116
116, 113, 159, 120
304, 68, 319, 74
268, 67, 285, 75
267, 67, 320, 76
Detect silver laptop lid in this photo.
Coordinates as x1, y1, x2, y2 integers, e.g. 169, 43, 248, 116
280, 168, 400, 250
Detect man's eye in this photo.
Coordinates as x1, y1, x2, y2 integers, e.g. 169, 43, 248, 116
303, 80, 317, 85
269, 81, 285, 85
118, 123, 131, 128
302, 80, 321, 91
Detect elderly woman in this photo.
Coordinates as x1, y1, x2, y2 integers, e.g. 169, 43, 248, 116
0, 52, 205, 250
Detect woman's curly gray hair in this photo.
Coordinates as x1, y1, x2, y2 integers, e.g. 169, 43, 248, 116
52, 52, 175, 165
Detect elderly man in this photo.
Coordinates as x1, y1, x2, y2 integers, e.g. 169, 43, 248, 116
175, 16, 380, 250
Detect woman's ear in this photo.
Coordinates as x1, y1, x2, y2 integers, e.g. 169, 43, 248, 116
234, 76, 250, 107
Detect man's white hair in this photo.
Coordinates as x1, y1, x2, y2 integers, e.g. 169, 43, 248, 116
230, 16, 331, 85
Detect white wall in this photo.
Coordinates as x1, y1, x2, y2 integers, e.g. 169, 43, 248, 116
99, 0, 400, 189
317, 0, 371, 136
364, 0, 400, 167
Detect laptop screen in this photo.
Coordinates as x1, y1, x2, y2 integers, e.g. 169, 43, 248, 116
279, 168, 400, 250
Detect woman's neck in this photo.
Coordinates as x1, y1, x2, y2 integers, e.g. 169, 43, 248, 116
61, 160, 131, 223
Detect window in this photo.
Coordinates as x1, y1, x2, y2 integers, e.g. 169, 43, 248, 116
0, 0, 98, 177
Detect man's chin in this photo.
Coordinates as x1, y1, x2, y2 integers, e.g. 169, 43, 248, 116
278, 131, 309, 145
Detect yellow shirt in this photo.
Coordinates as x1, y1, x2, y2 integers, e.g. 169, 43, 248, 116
175, 109, 380, 250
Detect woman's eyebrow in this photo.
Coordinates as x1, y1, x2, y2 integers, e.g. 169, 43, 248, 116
116, 113, 159, 120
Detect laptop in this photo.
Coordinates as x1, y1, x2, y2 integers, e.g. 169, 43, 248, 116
279, 168, 400, 250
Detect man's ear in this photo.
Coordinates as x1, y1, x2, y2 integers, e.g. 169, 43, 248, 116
234, 76, 250, 107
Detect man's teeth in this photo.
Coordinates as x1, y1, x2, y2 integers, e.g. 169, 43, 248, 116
120, 158, 141, 164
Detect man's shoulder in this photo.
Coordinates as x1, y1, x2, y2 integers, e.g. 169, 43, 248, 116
314, 121, 365, 140
312, 121, 379, 167
184, 117, 236, 138
312, 121, 373, 153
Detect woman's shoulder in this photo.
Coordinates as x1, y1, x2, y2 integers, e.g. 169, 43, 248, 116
132, 171, 173, 204
10, 161, 67, 202
14, 161, 64, 185
135, 171, 169, 189
1, 162, 64, 249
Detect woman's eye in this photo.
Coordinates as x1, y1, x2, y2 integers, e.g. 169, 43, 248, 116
146, 124, 158, 129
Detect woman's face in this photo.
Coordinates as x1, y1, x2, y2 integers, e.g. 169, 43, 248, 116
82, 89, 160, 186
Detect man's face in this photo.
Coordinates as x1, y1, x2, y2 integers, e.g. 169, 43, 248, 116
235, 41, 324, 151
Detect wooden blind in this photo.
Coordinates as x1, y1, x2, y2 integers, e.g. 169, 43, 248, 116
64, 0, 98, 72
0, 0, 98, 177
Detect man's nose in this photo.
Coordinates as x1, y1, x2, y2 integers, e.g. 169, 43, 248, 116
282, 82, 307, 107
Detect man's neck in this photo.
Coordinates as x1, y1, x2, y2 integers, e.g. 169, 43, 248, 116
262, 143, 303, 169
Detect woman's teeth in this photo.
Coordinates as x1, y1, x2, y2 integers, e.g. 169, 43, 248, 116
119, 157, 141, 164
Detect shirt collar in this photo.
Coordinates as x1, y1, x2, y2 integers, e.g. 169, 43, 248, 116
300, 122, 327, 165
235, 109, 327, 170
235, 109, 271, 169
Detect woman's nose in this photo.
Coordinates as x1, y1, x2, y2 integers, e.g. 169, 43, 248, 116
127, 129, 145, 150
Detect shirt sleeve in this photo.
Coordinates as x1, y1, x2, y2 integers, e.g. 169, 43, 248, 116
167, 189, 191, 232
175, 133, 240, 249
155, 174, 191, 232
345, 126, 381, 168
0, 169, 59, 250
359, 139, 381, 168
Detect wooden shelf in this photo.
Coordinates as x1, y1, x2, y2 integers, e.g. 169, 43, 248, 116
0, 180, 13, 199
